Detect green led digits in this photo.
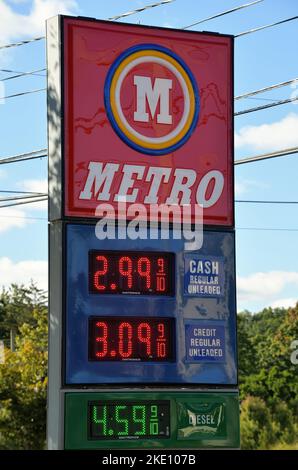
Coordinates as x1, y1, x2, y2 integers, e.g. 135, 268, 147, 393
115, 405, 129, 436
150, 404, 159, 435
132, 405, 146, 436
92, 405, 107, 436
89, 401, 170, 440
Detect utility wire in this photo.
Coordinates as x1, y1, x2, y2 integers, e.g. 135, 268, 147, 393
236, 200, 298, 204
0, 68, 46, 82
3, 195, 298, 205
235, 147, 298, 165
0, 149, 47, 165
3, 90, 296, 109
237, 227, 298, 232
0, 36, 44, 50
235, 14, 298, 37
235, 78, 298, 100
235, 95, 298, 116
0, 193, 47, 203
0, 88, 46, 101
108, 0, 175, 21
0, 0, 174, 51
183, 0, 263, 29
0, 68, 46, 77
1, 146, 297, 167
0, 197, 47, 209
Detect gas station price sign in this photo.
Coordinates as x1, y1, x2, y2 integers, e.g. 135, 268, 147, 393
89, 317, 175, 362
88, 401, 170, 440
89, 251, 175, 296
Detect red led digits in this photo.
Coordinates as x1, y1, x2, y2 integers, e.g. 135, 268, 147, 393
157, 322, 166, 358
94, 256, 108, 291
137, 257, 151, 289
137, 322, 151, 356
119, 322, 133, 358
119, 257, 133, 289
89, 317, 174, 362
156, 257, 166, 292
95, 321, 108, 358
89, 251, 174, 296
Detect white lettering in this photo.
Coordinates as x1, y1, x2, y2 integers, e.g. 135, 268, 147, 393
79, 162, 119, 201
133, 75, 172, 124
196, 170, 224, 208
114, 165, 145, 202
166, 169, 196, 205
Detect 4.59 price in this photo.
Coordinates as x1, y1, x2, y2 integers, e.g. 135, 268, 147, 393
88, 251, 174, 295
89, 317, 174, 362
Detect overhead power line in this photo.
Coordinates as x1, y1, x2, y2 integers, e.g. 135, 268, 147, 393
235, 147, 298, 165
0, 149, 47, 165
237, 227, 298, 232
0, 68, 46, 77
0, 68, 46, 82
0, 87, 46, 101
5, 87, 296, 107
183, 0, 263, 30
108, 0, 175, 21
235, 95, 298, 116
236, 200, 298, 204
235, 78, 298, 100
0, 193, 47, 203
0, 0, 174, 51
0, 197, 47, 209
4, 195, 297, 205
1, 145, 297, 167
0, 35, 44, 50
235, 14, 298, 37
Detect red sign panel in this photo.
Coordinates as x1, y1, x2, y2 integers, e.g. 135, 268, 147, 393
63, 18, 233, 225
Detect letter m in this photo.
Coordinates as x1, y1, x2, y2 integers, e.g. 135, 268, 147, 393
134, 75, 172, 124
79, 162, 119, 201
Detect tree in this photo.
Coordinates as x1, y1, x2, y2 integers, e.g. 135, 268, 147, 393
238, 304, 298, 449
0, 285, 47, 450
0, 282, 47, 341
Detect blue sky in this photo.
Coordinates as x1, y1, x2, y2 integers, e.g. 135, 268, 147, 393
0, 0, 298, 312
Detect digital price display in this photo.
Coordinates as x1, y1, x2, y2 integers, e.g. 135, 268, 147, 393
89, 317, 174, 362
88, 401, 170, 440
89, 251, 174, 295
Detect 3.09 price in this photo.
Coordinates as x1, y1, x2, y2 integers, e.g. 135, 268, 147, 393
89, 317, 174, 362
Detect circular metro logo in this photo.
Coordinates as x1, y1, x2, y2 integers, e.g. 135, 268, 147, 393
104, 44, 200, 155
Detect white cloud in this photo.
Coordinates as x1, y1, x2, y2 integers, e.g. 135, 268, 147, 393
22, 178, 47, 193
0, 207, 30, 232
271, 298, 297, 309
0, 256, 47, 290
18, 178, 48, 211
0, 0, 78, 44
235, 113, 298, 152
237, 271, 298, 303
235, 179, 269, 197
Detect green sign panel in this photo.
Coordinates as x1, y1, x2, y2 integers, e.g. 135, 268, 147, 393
65, 391, 240, 449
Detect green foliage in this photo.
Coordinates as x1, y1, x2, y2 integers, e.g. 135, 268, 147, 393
0, 282, 47, 340
238, 304, 298, 449
240, 396, 274, 449
0, 284, 47, 450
